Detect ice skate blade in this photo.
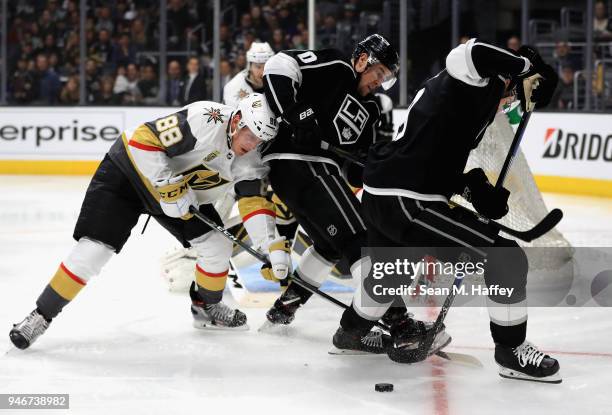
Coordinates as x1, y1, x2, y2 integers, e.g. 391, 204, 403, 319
328, 346, 381, 356
192, 321, 249, 331
498, 365, 562, 384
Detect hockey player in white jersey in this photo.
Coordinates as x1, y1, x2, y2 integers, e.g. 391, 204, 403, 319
224, 42, 275, 107
9, 93, 289, 350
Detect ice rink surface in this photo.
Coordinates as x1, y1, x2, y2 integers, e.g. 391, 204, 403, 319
1, 176, 611, 415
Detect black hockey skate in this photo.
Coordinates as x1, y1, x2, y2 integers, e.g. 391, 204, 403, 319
330, 327, 392, 355
9, 309, 51, 350
189, 282, 248, 330
495, 341, 561, 383
386, 314, 451, 363
264, 281, 310, 326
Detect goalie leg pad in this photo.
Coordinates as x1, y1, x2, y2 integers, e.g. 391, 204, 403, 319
37, 238, 114, 319
190, 232, 233, 304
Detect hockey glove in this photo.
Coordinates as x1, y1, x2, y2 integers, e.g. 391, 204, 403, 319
260, 236, 292, 282
517, 45, 559, 110
285, 103, 323, 150
461, 168, 510, 220
154, 175, 198, 220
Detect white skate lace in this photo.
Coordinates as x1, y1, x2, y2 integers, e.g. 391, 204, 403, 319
361, 330, 383, 348
17, 311, 49, 342
514, 342, 546, 368
205, 303, 235, 323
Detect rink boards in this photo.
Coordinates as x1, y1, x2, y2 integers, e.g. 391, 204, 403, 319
0, 107, 610, 197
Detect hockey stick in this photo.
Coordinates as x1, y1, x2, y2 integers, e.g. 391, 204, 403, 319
496, 110, 532, 188
188, 206, 271, 266
189, 206, 478, 365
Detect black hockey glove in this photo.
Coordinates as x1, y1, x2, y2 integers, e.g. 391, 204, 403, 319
461, 168, 510, 220
284, 103, 323, 150
516, 45, 559, 110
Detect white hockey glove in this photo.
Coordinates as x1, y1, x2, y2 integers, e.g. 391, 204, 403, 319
260, 236, 292, 282
154, 175, 198, 220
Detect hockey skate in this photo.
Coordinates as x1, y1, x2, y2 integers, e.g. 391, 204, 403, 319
495, 341, 561, 383
263, 282, 307, 326
9, 309, 51, 350
386, 314, 451, 363
190, 282, 248, 330
330, 327, 392, 355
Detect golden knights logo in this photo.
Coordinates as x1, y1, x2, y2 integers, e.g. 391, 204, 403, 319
180, 164, 229, 190
333, 95, 369, 145
204, 107, 224, 124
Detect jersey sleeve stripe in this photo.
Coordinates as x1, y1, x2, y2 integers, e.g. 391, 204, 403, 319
128, 140, 166, 152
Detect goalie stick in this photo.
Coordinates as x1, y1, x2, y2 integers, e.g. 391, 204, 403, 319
187, 206, 480, 367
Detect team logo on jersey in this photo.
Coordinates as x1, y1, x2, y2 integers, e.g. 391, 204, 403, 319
238, 89, 250, 99
327, 224, 338, 236
180, 165, 229, 191
204, 107, 224, 124
204, 151, 220, 162
333, 95, 369, 145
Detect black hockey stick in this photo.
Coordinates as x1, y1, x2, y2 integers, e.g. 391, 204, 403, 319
495, 110, 532, 188
189, 206, 479, 365
189, 206, 271, 266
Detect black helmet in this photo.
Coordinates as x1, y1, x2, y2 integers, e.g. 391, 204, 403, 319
352, 34, 400, 90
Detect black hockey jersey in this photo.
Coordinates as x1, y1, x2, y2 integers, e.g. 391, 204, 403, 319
363, 38, 531, 202
262, 48, 381, 168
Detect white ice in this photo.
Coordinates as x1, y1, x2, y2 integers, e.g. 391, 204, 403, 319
1, 176, 611, 415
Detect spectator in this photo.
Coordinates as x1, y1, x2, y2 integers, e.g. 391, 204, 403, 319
234, 13, 254, 51
206, 24, 236, 61
166, 60, 184, 106
219, 58, 233, 91
10, 58, 37, 104
40, 33, 61, 59
317, 15, 337, 48
121, 62, 142, 104
234, 53, 247, 73
137, 64, 160, 105
89, 29, 114, 70
594, 1, 612, 40
111, 33, 137, 68
131, 18, 149, 52
85, 59, 101, 103
59, 75, 80, 105
250, 5, 269, 40
33, 53, 61, 104
271, 28, 288, 52
551, 65, 575, 110
96, 5, 114, 34
96, 76, 119, 105
506, 35, 521, 51
38, 10, 56, 39
553, 41, 581, 73
167, 0, 193, 50
182, 57, 207, 104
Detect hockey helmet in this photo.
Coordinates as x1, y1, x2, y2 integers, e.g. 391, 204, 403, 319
236, 93, 279, 141
352, 34, 399, 90
247, 42, 275, 64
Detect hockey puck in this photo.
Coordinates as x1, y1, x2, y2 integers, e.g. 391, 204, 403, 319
375, 383, 394, 392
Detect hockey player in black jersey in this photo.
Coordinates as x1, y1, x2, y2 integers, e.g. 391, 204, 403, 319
260, 34, 446, 355
337, 39, 562, 383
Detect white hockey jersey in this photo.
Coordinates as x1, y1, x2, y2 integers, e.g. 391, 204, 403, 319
223, 70, 262, 107
108, 101, 269, 211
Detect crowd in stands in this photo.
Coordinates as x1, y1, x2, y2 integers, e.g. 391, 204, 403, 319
5, 0, 612, 110
5, 0, 368, 106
